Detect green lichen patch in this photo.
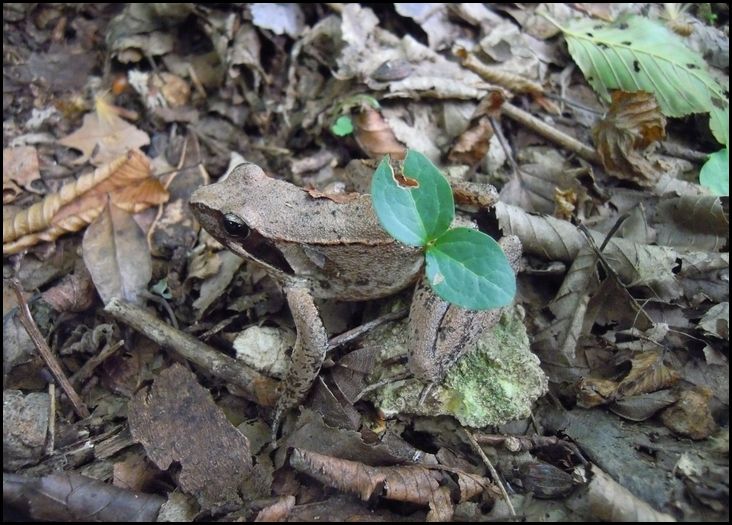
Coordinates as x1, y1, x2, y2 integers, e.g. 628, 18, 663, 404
371, 306, 547, 427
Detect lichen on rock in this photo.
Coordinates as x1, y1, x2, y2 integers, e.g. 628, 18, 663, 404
371, 306, 547, 427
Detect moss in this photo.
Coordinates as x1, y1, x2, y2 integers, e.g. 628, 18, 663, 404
372, 306, 547, 427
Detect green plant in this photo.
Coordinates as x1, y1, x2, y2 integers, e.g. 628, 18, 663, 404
371, 150, 516, 310
329, 94, 380, 137
549, 13, 729, 195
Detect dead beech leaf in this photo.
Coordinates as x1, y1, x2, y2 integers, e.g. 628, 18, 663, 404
3, 150, 167, 255
290, 448, 441, 504
353, 105, 406, 160
82, 201, 152, 305
58, 97, 150, 165
592, 91, 666, 186
3, 146, 40, 202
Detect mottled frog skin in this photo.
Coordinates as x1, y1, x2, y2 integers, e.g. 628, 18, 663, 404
190, 162, 521, 434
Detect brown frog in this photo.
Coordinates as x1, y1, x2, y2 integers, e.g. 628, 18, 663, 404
190, 162, 521, 435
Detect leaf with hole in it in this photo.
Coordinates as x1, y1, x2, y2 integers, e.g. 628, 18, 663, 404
425, 227, 515, 310
371, 150, 454, 247
559, 15, 728, 142
699, 148, 729, 196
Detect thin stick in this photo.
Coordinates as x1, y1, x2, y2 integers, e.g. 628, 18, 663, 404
104, 297, 280, 407
8, 279, 90, 419
501, 101, 600, 164
462, 428, 516, 517
70, 339, 126, 387
327, 307, 409, 352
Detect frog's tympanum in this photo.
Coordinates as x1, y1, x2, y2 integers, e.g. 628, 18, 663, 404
190, 162, 522, 434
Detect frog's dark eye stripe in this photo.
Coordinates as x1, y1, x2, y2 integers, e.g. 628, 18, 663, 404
223, 214, 250, 238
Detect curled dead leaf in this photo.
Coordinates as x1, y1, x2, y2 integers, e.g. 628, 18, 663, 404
3, 150, 168, 255
353, 105, 406, 160
592, 91, 666, 186
448, 91, 504, 165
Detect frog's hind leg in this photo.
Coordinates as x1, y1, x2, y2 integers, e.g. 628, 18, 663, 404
272, 285, 328, 443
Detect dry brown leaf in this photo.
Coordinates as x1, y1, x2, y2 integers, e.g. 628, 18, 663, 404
40, 263, 96, 313
128, 364, 252, 508
592, 91, 666, 186
427, 486, 454, 522
82, 201, 152, 306
254, 495, 296, 522
577, 350, 681, 408
3, 472, 164, 522
3, 146, 40, 202
58, 97, 150, 165
660, 386, 718, 440
615, 350, 681, 398
3, 150, 167, 255
553, 187, 577, 220
455, 47, 544, 95
448, 91, 504, 165
353, 105, 406, 160
290, 448, 441, 504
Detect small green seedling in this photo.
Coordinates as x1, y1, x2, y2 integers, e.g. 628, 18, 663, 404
371, 150, 516, 310
329, 94, 380, 137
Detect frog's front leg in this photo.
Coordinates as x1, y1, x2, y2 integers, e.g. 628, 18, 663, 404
407, 235, 522, 383
273, 284, 328, 439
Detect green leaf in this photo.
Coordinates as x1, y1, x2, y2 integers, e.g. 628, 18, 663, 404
700, 148, 729, 196
331, 115, 354, 137
560, 15, 727, 122
425, 227, 516, 310
710, 104, 729, 147
371, 150, 454, 247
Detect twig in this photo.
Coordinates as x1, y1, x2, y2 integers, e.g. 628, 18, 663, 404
104, 298, 281, 407
462, 428, 516, 517
501, 101, 600, 164
327, 307, 409, 352
46, 383, 56, 456
8, 279, 90, 419
353, 371, 412, 403
70, 339, 126, 387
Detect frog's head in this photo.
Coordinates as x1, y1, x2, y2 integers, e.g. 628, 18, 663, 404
190, 163, 295, 278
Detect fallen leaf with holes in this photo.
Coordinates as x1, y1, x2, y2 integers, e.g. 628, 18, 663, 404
82, 201, 152, 306
3, 146, 40, 202
289, 448, 493, 521
3, 150, 168, 255
592, 91, 666, 186
353, 105, 406, 160
58, 97, 150, 166
128, 364, 252, 508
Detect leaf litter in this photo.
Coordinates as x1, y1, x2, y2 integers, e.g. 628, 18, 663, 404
2, 3, 728, 522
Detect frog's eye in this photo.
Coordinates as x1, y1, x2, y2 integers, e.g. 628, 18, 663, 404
223, 213, 250, 238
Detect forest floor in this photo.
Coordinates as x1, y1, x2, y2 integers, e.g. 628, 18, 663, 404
3, 3, 729, 522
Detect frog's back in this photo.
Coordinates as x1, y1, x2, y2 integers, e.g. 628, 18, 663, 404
223, 163, 396, 246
